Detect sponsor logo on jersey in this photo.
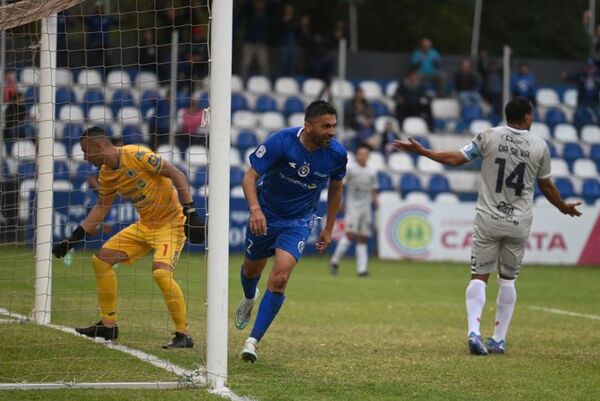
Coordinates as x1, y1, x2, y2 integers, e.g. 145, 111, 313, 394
297, 240, 305, 254
127, 170, 136, 178
147, 155, 160, 168
298, 164, 310, 177
137, 179, 147, 189
288, 162, 297, 168
255, 145, 267, 158
386, 205, 432, 258
496, 201, 515, 216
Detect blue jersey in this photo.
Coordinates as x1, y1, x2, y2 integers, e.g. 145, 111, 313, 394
249, 126, 347, 225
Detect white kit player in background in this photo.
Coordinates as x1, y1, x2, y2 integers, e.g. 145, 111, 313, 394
393, 97, 581, 355
329, 144, 378, 277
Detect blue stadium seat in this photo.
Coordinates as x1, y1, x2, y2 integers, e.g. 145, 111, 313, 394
591, 144, 600, 171
412, 135, 431, 149
428, 174, 451, 198
255, 95, 277, 112
110, 89, 135, 116
236, 131, 258, 152
2, 160, 11, 180
377, 171, 393, 192
198, 92, 210, 109
554, 177, 574, 198
24, 86, 38, 109
193, 167, 208, 189
230, 166, 245, 188
282, 96, 304, 117
176, 91, 192, 109
231, 93, 249, 113
582, 178, 600, 204
62, 123, 84, 147
545, 108, 566, 131
546, 141, 558, 158
17, 161, 36, 179
371, 100, 390, 117
82, 88, 105, 115
433, 118, 447, 132
54, 161, 70, 181
573, 106, 598, 130
55, 87, 77, 117
121, 126, 143, 144
140, 90, 159, 117
399, 173, 422, 196
461, 104, 483, 123
562, 142, 584, 168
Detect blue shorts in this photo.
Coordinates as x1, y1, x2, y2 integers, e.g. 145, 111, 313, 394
244, 224, 312, 262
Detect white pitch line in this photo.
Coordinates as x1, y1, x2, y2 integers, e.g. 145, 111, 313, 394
0, 308, 255, 400
529, 306, 600, 321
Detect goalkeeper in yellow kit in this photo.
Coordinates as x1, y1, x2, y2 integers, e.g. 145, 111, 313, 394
52, 126, 204, 348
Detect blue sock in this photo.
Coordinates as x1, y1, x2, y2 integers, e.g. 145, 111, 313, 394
250, 289, 285, 342
240, 265, 260, 300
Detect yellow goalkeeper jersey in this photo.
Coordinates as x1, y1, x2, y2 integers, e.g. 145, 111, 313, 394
98, 145, 183, 228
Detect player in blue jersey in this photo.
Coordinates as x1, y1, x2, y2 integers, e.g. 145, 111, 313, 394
235, 100, 347, 363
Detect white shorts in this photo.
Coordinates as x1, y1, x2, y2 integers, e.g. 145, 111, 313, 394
344, 207, 372, 237
470, 213, 530, 278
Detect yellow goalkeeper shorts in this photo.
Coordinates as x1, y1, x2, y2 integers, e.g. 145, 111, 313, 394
103, 217, 186, 268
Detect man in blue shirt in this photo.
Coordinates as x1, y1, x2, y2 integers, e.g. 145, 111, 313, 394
235, 100, 347, 363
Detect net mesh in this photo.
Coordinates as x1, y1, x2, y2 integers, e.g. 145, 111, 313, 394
0, 0, 210, 387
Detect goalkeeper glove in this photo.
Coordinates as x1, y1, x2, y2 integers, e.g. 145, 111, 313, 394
52, 225, 87, 258
183, 203, 205, 244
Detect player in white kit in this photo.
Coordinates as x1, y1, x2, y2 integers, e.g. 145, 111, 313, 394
329, 145, 378, 277
393, 97, 581, 355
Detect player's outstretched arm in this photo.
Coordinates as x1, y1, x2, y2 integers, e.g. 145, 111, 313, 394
242, 167, 267, 236
159, 159, 205, 243
393, 138, 469, 166
538, 178, 582, 217
317, 179, 343, 253
52, 193, 116, 258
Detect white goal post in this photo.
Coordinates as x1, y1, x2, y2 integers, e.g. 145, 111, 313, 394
0, 0, 232, 392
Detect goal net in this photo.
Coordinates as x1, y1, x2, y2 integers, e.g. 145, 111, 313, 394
0, 0, 231, 391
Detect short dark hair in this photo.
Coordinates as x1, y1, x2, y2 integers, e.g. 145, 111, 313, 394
356, 143, 373, 152
305, 100, 337, 122
504, 96, 533, 124
81, 126, 111, 143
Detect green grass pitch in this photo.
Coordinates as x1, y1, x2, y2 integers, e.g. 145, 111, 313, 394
0, 247, 599, 401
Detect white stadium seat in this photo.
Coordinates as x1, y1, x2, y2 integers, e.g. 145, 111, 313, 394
106, 70, 132, 89
431, 98, 460, 120
375, 116, 400, 133
58, 105, 85, 123
136, 71, 159, 91
469, 119, 492, 136
156, 144, 183, 165
259, 111, 285, 132
536, 88, 560, 108
13, 140, 36, 160
387, 152, 414, 173
434, 192, 460, 204
288, 112, 305, 127
572, 159, 598, 179
230, 148, 242, 166
55, 68, 73, 87
187, 145, 208, 167
247, 76, 271, 94
417, 156, 444, 174
330, 79, 354, 100
302, 78, 325, 98
88, 105, 114, 124
530, 122, 551, 141
232, 110, 259, 130
553, 123, 578, 143
402, 116, 429, 135
71, 142, 84, 163
366, 151, 386, 172
563, 88, 578, 108
20, 67, 39, 86
550, 158, 570, 177
274, 77, 300, 96
77, 69, 103, 87
359, 80, 383, 100
581, 125, 600, 144
404, 191, 430, 203
117, 107, 141, 126
385, 81, 399, 98
231, 75, 244, 93
53, 142, 68, 160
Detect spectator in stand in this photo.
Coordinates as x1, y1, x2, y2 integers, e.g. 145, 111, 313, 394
178, 98, 206, 147
3, 92, 28, 146
178, 26, 209, 92
3, 70, 17, 102
478, 51, 503, 116
510, 63, 536, 105
379, 121, 400, 156
394, 68, 433, 131
239, 0, 270, 79
84, 0, 114, 73
563, 59, 600, 123
139, 29, 158, 73
297, 14, 313, 75
345, 88, 374, 149
277, 3, 300, 76
410, 37, 446, 96
454, 59, 482, 109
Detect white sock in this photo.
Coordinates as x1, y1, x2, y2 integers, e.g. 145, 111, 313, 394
356, 243, 368, 274
465, 279, 487, 336
493, 278, 517, 342
331, 236, 350, 264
